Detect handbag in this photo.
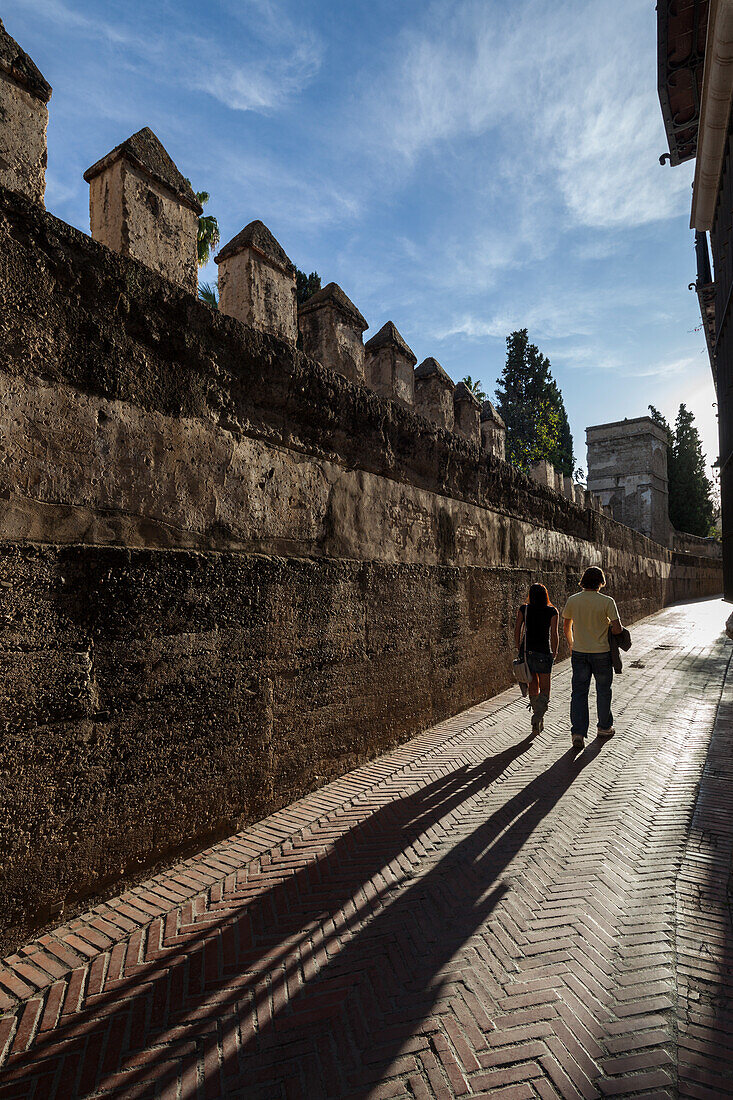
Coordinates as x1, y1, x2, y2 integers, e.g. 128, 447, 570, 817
512, 606, 532, 684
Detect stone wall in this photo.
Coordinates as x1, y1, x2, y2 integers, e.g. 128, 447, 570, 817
0, 184, 723, 951
587, 417, 672, 546
0, 539, 720, 953
674, 530, 722, 559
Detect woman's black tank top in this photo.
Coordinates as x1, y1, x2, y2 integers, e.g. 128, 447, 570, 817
520, 604, 558, 654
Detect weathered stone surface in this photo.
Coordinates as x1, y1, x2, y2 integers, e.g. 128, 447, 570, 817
0, 20, 50, 206
0, 184, 600, 545
298, 282, 368, 383
414, 357, 454, 431
364, 321, 416, 407
674, 530, 722, 558
84, 128, 201, 294
480, 400, 506, 460
216, 220, 297, 344
587, 417, 672, 546
573, 483, 586, 507
453, 381, 481, 446
0, 538, 721, 951
531, 459, 555, 489
563, 475, 575, 501
0, 184, 723, 947
0, 18, 51, 103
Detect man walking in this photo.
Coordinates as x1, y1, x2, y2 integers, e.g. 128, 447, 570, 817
563, 567, 624, 751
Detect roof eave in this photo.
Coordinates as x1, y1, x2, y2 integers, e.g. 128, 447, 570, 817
691, 0, 733, 230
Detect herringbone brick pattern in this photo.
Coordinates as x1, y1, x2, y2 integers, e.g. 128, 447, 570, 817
0, 597, 731, 1099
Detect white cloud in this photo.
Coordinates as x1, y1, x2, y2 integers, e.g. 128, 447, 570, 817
355, 0, 692, 232
8, 0, 322, 113
433, 282, 651, 345
213, 149, 362, 241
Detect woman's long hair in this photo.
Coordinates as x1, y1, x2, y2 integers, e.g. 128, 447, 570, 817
527, 582, 552, 607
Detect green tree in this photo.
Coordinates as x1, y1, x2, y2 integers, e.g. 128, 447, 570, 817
461, 375, 487, 402
670, 404, 715, 536
648, 404, 673, 443
195, 190, 220, 267
546, 379, 575, 477
648, 403, 714, 535
296, 269, 321, 305
495, 329, 573, 475
199, 282, 218, 308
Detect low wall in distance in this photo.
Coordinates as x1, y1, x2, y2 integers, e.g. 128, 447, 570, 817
673, 530, 722, 559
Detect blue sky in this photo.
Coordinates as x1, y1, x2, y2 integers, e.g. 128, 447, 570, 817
5, 0, 717, 481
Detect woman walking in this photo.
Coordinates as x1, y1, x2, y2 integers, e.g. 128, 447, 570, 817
514, 583, 559, 733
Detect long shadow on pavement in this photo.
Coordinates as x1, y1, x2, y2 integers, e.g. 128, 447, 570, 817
0, 731, 536, 1098
0, 735, 605, 1099
219, 740, 604, 1099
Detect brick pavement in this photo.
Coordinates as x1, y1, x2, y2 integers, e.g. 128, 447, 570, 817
0, 595, 732, 1099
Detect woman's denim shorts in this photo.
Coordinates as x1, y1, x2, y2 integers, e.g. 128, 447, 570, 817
527, 651, 554, 675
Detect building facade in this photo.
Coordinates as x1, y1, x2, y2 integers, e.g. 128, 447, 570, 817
658, 0, 733, 597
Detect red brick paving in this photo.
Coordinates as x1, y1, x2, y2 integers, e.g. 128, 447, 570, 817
0, 596, 732, 1098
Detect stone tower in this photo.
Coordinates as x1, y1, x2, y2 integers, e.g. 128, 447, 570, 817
586, 417, 671, 545
216, 220, 297, 344
364, 321, 416, 407
298, 283, 368, 384
0, 18, 52, 205
84, 128, 202, 294
480, 399, 506, 460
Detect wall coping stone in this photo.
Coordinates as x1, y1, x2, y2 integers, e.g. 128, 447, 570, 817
215, 219, 295, 274
83, 127, 203, 215
415, 357, 453, 385
364, 321, 416, 363
586, 416, 669, 446
481, 399, 505, 427
298, 281, 367, 330
0, 17, 51, 102
453, 381, 481, 408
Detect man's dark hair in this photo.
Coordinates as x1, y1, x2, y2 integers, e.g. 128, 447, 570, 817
580, 566, 605, 591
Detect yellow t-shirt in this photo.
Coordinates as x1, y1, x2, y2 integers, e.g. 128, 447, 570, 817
562, 590, 620, 653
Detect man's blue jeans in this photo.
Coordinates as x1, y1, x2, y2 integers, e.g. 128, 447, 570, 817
570, 651, 613, 738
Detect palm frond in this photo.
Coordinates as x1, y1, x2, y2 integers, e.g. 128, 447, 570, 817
199, 282, 218, 308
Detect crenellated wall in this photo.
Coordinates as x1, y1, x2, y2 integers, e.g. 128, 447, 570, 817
0, 182, 723, 950
0, 22, 723, 950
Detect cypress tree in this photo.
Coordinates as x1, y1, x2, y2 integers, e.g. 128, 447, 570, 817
546, 380, 575, 477
296, 269, 321, 305
495, 329, 573, 475
648, 403, 715, 536
670, 404, 715, 536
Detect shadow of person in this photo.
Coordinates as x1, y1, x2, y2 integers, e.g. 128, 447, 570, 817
216, 740, 604, 1099
0, 732, 539, 1097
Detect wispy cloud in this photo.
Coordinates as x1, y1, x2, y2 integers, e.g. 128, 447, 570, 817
194, 42, 322, 113
9, 0, 322, 113
353, 0, 692, 232
432, 282, 656, 345
215, 149, 361, 235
